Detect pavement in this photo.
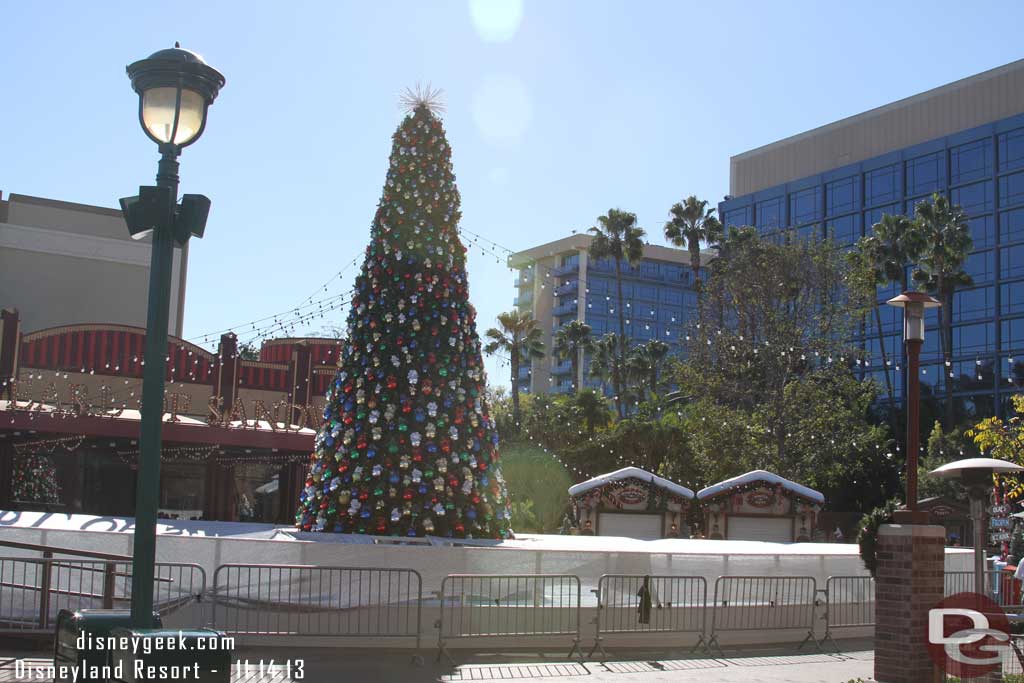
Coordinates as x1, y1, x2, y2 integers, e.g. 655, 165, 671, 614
0, 639, 875, 683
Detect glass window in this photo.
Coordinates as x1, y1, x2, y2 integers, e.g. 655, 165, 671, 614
951, 180, 993, 215
724, 206, 752, 228
662, 265, 683, 281
789, 187, 822, 224
952, 322, 995, 354
865, 165, 900, 206
907, 152, 945, 196
864, 204, 902, 231
969, 215, 995, 250
1002, 283, 1024, 316
160, 462, 206, 519
1001, 244, 1024, 279
951, 139, 993, 185
636, 285, 656, 301
999, 128, 1024, 173
953, 286, 994, 322
826, 214, 861, 246
1002, 317, 1024, 352
826, 176, 859, 216
965, 250, 995, 283
661, 289, 682, 305
999, 172, 1024, 209
756, 197, 784, 231
1001, 208, 1024, 245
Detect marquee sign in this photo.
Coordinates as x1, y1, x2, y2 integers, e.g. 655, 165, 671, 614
746, 491, 773, 508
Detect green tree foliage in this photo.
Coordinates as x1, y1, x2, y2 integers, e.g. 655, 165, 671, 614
626, 339, 670, 403
917, 421, 972, 503
587, 209, 645, 417
484, 309, 545, 433
663, 195, 722, 295
500, 443, 573, 533
967, 394, 1024, 501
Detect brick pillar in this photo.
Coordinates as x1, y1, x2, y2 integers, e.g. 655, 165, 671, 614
874, 523, 945, 683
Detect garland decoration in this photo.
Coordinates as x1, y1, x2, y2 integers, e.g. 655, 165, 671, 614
857, 498, 900, 577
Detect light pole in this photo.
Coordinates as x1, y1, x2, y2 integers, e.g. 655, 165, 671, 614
122, 44, 224, 627
886, 291, 941, 517
931, 458, 1024, 597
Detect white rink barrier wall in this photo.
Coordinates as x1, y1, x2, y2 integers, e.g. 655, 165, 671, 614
0, 511, 973, 650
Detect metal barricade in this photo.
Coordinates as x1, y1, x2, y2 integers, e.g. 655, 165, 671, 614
945, 570, 976, 596
822, 575, 874, 651
588, 574, 707, 661
707, 576, 821, 656
0, 557, 205, 633
436, 574, 582, 665
210, 564, 422, 652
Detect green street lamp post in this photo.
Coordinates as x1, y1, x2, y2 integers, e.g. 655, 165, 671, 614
122, 44, 224, 627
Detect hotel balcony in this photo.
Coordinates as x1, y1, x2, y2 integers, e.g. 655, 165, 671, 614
554, 280, 578, 296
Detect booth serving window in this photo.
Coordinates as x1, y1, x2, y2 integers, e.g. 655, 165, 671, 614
159, 461, 206, 520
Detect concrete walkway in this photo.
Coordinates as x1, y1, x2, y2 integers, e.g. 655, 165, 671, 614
1, 640, 875, 683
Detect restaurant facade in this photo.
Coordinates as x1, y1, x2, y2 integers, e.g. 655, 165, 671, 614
0, 307, 333, 523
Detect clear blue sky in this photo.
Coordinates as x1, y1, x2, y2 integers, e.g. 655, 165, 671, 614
4, 1, 1023, 388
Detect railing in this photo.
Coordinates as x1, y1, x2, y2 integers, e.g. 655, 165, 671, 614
210, 564, 422, 653
588, 575, 707, 661
0, 558, 205, 633
821, 575, 874, 651
707, 576, 821, 656
436, 574, 583, 665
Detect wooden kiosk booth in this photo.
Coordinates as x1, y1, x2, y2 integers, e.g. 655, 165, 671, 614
697, 470, 824, 543
568, 467, 694, 539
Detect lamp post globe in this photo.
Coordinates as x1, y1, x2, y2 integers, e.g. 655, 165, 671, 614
127, 43, 225, 153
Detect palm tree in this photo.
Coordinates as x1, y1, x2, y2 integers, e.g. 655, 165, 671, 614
572, 388, 611, 435
588, 332, 624, 416
626, 340, 671, 402
552, 319, 592, 393
912, 193, 973, 430
663, 196, 723, 294
588, 209, 646, 417
856, 214, 924, 406
484, 310, 545, 432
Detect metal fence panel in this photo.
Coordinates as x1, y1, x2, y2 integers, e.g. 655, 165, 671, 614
0, 558, 204, 633
822, 575, 874, 650
708, 576, 820, 655
588, 574, 707, 661
210, 564, 422, 650
437, 574, 582, 665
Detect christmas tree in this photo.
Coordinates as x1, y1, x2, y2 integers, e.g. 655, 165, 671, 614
12, 454, 62, 505
295, 90, 512, 539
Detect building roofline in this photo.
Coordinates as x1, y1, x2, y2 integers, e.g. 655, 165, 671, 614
6, 192, 123, 219
730, 58, 1024, 163
509, 233, 710, 267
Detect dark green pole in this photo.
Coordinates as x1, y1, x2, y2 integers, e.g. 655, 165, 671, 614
130, 147, 179, 627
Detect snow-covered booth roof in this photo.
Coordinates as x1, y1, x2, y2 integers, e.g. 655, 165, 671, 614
569, 467, 694, 499
697, 470, 824, 505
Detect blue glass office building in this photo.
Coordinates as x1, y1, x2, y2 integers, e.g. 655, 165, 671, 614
719, 66, 1024, 418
